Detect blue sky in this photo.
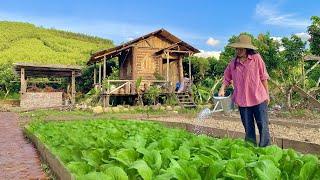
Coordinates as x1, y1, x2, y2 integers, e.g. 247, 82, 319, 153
0, 0, 319, 58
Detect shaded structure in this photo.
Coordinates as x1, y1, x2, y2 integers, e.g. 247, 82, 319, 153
87, 28, 200, 107
14, 63, 82, 109
296, 55, 320, 109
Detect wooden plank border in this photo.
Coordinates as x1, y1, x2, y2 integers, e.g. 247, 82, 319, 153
23, 128, 75, 180
158, 121, 320, 155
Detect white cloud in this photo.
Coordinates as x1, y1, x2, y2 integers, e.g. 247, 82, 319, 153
206, 37, 220, 47
255, 2, 310, 29
271, 36, 282, 43
126, 37, 135, 41
295, 32, 310, 42
194, 50, 221, 59
270, 32, 310, 51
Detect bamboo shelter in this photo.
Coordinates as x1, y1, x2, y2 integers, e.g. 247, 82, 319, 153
14, 63, 82, 109
87, 28, 200, 106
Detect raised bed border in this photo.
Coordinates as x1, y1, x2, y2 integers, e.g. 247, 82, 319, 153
159, 121, 320, 155
24, 128, 75, 180
24, 119, 320, 180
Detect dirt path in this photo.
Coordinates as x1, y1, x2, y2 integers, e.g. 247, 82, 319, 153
0, 112, 46, 180
146, 115, 320, 145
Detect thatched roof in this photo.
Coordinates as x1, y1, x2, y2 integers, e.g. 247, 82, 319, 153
87, 28, 200, 65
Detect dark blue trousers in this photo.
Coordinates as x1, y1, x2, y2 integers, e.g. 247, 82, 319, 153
238, 101, 270, 147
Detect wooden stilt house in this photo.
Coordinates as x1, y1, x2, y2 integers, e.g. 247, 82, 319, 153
87, 28, 200, 106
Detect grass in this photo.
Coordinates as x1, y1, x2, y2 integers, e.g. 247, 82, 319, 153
19, 108, 172, 123
0, 92, 20, 100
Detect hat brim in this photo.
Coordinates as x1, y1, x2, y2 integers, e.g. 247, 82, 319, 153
228, 42, 257, 50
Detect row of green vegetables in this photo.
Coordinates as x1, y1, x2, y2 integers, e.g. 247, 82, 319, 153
26, 119, 320, 180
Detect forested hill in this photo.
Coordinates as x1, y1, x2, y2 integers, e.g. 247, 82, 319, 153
0, 21, 114, 65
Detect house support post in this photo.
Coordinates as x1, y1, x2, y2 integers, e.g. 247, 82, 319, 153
188, 52, 192, 85
71, 70, 76, 105
103, 55, 106, 80
178, 56, 183, 82
20, 67, 27, 94
103, 95, 110, 107
98, 63, 102, 89
166, 51, 169, 81
93, 63, 97, 90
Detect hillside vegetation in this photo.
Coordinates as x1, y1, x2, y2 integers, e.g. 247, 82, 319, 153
0, 21, 114, 98
0, 21, 114, 65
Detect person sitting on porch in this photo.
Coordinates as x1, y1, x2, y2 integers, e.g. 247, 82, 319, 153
175, 82, 181, 92
177, 77, 190, 93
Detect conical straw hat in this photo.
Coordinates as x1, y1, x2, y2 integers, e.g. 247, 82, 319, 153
228, 34, 257, 50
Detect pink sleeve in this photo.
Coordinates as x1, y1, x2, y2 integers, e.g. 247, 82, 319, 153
223, 62, 232, 86
257, 54, 269, 80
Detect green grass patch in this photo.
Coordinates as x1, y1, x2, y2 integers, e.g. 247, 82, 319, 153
27, 119, 320, 179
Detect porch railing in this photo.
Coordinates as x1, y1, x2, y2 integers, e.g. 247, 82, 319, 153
99, 80, 170, 95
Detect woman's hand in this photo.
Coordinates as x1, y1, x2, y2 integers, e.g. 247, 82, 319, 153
218, 84, 226, 97
218, 88, 225, 97
265, 98, 270, 105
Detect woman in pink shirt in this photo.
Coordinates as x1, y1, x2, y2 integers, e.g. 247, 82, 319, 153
218, 34, 271, 147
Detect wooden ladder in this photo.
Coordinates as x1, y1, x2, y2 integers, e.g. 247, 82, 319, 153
175, 92, 197, 108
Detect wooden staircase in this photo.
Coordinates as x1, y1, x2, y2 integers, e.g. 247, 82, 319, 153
175, 92, 197, 108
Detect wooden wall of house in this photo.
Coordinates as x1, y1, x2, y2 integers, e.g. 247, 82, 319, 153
135, 48, 159, 80
119, 49, 133, 80
133, 35, 180, 81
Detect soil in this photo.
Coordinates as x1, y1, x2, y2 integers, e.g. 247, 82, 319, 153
120, 111, 320, 145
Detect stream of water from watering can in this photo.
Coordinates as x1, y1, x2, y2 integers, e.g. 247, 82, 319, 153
194, 107, 213, 134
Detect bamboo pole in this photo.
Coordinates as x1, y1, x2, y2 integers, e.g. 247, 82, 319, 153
103, 55, 106, 80
188, 53, 191, 84
302, 58, 305, 89
179, 56, 183, 82
166, 51, 169, 81
99, 63, 102, 85
71, 70, 76, 105
20, 67, 26, 94
132, 47, 136, 80
93, 63, 97, 85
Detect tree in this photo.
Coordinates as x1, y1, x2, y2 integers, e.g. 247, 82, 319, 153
306, 16, 320, 99
0, 62, 18, 98
219, 35, 237, 63
269, 35, 306, 109
145, 85, 161, 105
207, 56, 228, 77
135, 77, 143, 106
183, 56, 210, 84
308, 16, 320, 56
255, 33, 282, 72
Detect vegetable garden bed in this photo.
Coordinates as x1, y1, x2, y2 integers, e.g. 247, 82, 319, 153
25, 119, 320, 180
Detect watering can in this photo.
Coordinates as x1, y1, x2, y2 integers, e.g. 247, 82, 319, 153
197, 91, 233, 120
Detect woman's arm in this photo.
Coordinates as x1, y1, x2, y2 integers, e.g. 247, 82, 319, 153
262, 79, 270, 104
219, 62, 232, 96
257, 54, 270, 104
262, 80, 269, 94
218, 84, 227, 96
